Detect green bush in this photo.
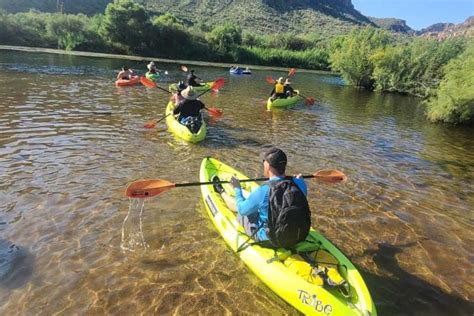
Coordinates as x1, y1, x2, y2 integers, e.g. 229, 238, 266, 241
330, 26, 393, 89
372, 38, 465, 97
426, 44, 474, 125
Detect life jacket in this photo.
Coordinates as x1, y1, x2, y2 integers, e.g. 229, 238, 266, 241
275, 83, 284, 94
266, 178, 311, 248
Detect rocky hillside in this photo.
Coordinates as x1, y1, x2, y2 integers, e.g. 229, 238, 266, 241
145, 0, 373, 35
417, 16, 474, 39
369, 17, 414, 34
0, 0, 111, 15
0, 0, 373, 36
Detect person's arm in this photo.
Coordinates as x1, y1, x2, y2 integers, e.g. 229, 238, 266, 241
293, 175, 308, 196
230, 176, 265, 217
270, 88, 275, 96
116, 71, 123, 80
173, 102, 182, 115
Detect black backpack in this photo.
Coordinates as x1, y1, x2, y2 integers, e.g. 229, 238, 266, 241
266, 178, 311, 248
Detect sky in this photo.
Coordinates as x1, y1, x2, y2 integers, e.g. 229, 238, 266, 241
352, 0, 474, 30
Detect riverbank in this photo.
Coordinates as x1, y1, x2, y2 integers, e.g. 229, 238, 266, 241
0, 45, 334, 75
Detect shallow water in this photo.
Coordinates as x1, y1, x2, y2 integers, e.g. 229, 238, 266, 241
0, 51, 473, 315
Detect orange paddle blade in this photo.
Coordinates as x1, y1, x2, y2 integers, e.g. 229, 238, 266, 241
207, 107, 223, 117
181, 65, 188, 72
313, 170, 347, 183
140, 77, 156, 88
266, 76, 275, 84
288, 68, 296, 77
125, 179, 176, 198
210, 78, 225, 91
305, 97, 315, 105
144, 120, 157, 129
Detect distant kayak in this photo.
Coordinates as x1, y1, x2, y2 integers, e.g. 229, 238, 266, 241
230, 67, 252, 75
145, 72, 160, 82
115, 76, 140, 87
229, 67, 243, 75
267, 90, 302, 110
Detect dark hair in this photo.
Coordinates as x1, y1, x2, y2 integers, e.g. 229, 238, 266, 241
122, 66, 129, 71
261, 147, 287, 175
190, 69, 195, 73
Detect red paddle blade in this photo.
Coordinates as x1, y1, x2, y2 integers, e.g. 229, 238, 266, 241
144, 120, 157, 129
266, 76, 275, 84
140, 77, 156, 88
181, 65, 188, 72
288, 68, 296, 77
125, 179, 176, 198
305, 97, 315, 105
207, 107, 223, 118
313, 170, 347, 183
210, 78, 225, 91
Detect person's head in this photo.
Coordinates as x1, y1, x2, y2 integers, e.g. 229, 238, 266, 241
122, 66, 129, 71
181, 86, 198, 100
284, 79, 292, 85
177, 81, 186, 92
276, 77, 284, 84
261, 147, 287, 177
190, 69, 195, 74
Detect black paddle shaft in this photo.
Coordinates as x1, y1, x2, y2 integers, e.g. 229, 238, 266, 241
174, 175, 315, 188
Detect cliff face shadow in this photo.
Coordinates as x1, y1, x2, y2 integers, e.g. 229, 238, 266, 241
360, 243, 474, 316
0, 239, 34, 289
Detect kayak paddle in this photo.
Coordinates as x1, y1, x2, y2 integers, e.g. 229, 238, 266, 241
142, 77, 225, 128
125, 169, 347, 199
140, 77, 170, 93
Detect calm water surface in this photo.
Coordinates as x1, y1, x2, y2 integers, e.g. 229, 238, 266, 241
0, 51, 473, 315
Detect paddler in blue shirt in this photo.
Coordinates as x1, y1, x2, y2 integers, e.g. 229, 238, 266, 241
214, 147, 307, 242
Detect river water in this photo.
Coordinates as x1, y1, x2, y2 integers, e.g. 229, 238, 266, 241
0, 50, 473, 315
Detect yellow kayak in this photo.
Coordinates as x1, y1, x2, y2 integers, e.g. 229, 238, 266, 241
200, 157, 376, 315
165, 101, 206, 143
267, 90, 302, 110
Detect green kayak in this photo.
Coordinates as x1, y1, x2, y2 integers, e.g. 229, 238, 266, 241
267, 90, 302, 110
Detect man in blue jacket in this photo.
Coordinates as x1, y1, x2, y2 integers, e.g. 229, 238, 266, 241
228, 147, 307, 242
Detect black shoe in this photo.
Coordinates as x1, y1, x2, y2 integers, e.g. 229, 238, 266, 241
211, 175, 225, 194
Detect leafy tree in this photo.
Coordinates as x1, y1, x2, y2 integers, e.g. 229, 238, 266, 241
47, 14, 87, 50
330, 27, 393, 89
101, 0, 152, 54
207, 22, 242, 55
426, 44, 474, 125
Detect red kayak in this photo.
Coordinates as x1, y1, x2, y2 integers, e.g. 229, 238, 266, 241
115, 76, 140, 87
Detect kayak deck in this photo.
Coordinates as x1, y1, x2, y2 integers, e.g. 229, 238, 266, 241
165, 101, 206, 143
200, 157, 376, 315
267, 91, 302, 110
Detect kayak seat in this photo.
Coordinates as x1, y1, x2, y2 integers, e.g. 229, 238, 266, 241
211, 175, 225, 194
